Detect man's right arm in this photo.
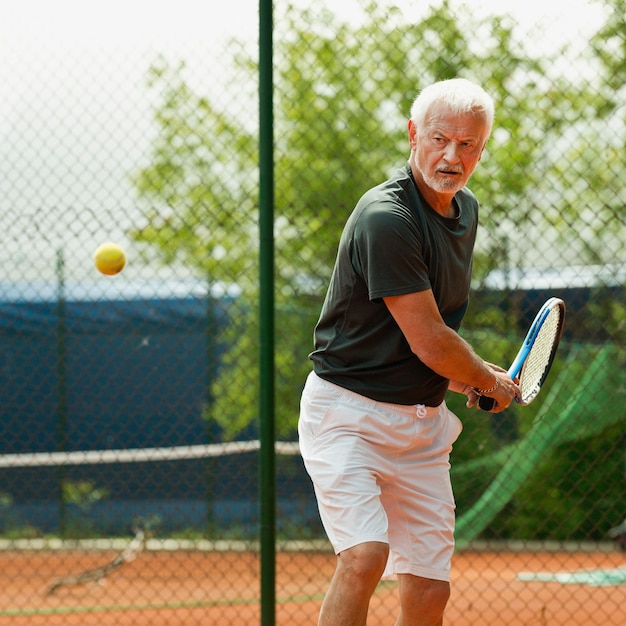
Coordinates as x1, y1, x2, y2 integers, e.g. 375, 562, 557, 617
384, 289, 518, 412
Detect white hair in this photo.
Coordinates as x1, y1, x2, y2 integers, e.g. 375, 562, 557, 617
410, 78, 495, 133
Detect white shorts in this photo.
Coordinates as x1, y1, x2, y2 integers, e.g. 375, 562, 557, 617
298, 371, 463, 582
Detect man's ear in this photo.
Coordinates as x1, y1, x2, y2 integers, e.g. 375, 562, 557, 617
408, 119, 417, 149
478, 143, 486, 162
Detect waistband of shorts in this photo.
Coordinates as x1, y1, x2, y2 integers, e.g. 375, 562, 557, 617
307, 371, 444, 419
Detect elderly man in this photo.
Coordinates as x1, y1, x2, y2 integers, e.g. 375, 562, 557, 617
299, 78, 518, 626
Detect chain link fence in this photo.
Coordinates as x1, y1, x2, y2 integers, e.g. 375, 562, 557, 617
0, 0, 624, 624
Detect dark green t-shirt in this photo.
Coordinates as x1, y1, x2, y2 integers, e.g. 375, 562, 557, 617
310, 162, 478, 406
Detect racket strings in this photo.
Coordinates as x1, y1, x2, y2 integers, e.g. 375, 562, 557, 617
519, 307, 562, 402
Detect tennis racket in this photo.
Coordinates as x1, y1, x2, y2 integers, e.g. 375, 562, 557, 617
479, 297, 566, 411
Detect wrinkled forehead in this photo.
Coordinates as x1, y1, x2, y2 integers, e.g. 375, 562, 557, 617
422, 103, 492, 138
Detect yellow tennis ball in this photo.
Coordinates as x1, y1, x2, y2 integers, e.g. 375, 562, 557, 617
94, 242, 126, 276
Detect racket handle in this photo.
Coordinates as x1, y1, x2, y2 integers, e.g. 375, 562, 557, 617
478, 395, 496, 411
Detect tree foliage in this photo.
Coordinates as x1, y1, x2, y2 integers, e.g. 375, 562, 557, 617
131, 0, 624, 442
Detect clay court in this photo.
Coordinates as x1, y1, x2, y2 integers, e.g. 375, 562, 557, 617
0, 548, 624, 625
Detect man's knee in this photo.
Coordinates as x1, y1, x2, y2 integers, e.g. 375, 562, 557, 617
423, 579, 450, 612
398, 575, 450, 623
337, 541, 389, 582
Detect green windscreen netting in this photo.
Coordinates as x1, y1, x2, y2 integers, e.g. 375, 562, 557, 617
454, 344, 624, 547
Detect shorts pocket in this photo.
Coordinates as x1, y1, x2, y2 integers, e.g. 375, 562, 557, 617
299, 375, 343, 441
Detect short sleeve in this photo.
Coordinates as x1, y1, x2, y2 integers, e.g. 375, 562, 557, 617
351, 200, 432, 301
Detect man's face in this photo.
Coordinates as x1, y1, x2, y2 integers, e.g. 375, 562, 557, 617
409, 104, 489, 195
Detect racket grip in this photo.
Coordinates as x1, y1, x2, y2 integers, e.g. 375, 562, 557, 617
478, 395, 496, 411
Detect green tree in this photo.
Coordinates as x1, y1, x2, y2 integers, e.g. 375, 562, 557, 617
591, 0, 626, 92
131, 1, 618, 439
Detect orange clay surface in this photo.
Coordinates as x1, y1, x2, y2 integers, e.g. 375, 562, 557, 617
0, 548, 623, 625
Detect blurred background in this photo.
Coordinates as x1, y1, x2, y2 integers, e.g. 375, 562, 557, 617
0, 0, 624, 624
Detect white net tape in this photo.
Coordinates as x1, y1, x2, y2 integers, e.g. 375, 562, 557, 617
0, 441, 300, 467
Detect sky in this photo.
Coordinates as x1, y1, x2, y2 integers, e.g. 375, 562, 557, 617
0, 0, 604, 48
0, 0, 608, 282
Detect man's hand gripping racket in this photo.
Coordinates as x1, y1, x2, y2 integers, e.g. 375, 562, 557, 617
479, 297, 566, 411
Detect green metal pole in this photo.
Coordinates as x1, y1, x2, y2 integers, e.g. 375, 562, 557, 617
259, 0, 276, 624
204, 284, 217, 534
55, 248, 68, 536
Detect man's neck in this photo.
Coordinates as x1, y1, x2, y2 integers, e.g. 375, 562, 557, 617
410, 164, 456, 218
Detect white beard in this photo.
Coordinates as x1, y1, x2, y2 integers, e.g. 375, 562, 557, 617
416, 163, 465, 194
